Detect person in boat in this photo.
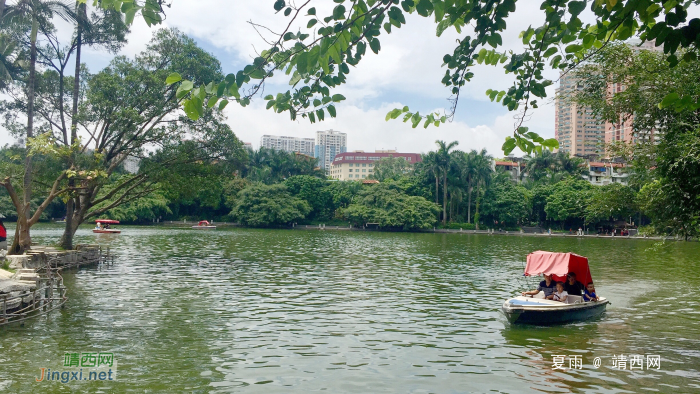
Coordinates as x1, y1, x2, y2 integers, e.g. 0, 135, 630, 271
583, 282, 599, 302
521, 274, 556, 299
104, 223, 111, 230
95, 222, 103, 230
0, 219, 7, 251
563, 272, 585, 296
552, 282, 568, 302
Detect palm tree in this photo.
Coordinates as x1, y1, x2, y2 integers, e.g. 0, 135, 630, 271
471, 149, 493, 230
460, 150, 478, 223
435, 140, 459, 224
525, 150, 586, 184
421, 151, 440, 206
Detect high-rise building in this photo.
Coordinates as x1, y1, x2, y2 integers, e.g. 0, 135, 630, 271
556, 41, 663, 156
260, 135, 315, 156
315, 129, 347, 171
555, 73, 606, 156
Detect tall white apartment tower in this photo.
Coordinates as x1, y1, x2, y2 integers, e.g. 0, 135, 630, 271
260, 135, 315, 156
315, 129, 347, 171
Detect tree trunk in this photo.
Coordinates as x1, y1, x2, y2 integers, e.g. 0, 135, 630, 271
16, 15, 40, 254
467, 183, 472, 224
434, 174, 438, 205
475, 185, 480, 230
60, 199, 76, 250
442, 172, 447, 224
3, 179, 29, 255
61, 2, 86, 251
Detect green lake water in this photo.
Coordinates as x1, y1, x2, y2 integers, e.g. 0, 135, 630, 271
1, 224, 699, 393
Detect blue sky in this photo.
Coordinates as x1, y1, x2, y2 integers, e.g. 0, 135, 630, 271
1, 0, 560, 156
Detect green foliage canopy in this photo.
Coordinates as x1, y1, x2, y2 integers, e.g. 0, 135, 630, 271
343, 182, 440, 230
229, 183, 311, 227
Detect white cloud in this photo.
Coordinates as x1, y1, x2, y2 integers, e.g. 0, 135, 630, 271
1, 0, 561, 153
225, 99, 513, 156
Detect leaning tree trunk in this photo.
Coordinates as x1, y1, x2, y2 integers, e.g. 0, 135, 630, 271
475, 184, 481, 230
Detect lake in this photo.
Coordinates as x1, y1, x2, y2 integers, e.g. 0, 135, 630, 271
1, 224, 699, 393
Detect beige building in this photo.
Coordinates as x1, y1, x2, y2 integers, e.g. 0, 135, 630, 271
329, 151, 421, 181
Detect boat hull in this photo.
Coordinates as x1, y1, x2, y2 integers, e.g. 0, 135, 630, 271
92, 229, 121, 234
502, 296, 608, 325
192, 226, 216, 230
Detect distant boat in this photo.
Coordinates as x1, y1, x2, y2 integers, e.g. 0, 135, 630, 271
192, 220, 216, 230
54, 218, 66, 223
502, 251, 608, 325
93, 219, 121, 234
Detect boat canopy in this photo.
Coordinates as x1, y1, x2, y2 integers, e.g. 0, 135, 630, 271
95, 219, 119, 224
198, 220, 210, 226
524, 251, 592, 285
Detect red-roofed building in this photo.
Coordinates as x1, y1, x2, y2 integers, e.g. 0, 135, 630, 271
493, 159, 526, 183
329, 151, 422, 181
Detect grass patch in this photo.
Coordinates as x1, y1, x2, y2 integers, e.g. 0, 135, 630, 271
1, 260, 15, 273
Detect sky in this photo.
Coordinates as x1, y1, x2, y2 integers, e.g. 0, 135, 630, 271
0, 0, 562, 156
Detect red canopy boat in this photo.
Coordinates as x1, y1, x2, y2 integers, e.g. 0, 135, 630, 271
93, 219, 121, 234
192, 220, 216, 230
502, 251, 608, 325
523, 251, 592, 286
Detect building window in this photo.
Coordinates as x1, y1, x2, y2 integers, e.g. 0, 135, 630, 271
362, 169, 366, 172
362, 163, 366, 167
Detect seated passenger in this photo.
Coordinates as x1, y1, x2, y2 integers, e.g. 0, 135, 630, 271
552, 282, 568, 302
564, 272, 585, 296
521, 274, 556, 299
583, 282, 599, 302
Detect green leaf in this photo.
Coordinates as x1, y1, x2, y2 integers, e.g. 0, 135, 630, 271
502, 137, 517, 155
183, 100, 200, 121
332, 5, 346, 20
307, 19, 317, 28
369, 38, 381, 54
273, 0, 285, 12
565, 44, 582, 53
416, 0, 433, 17
207, 97, 219, 109
327, 105, 337, 118
331, 94, 346, 102
659, 92, 680, 108
166, 73, 182, 85
542, 47, 558, 58
308, 7, 316, 15
179, 80, 193, 92
218, 99, 229, 111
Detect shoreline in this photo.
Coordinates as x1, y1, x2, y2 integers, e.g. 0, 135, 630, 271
6, 222, 694, 242
152, 222, 692, 241
286, 225, 690, 241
